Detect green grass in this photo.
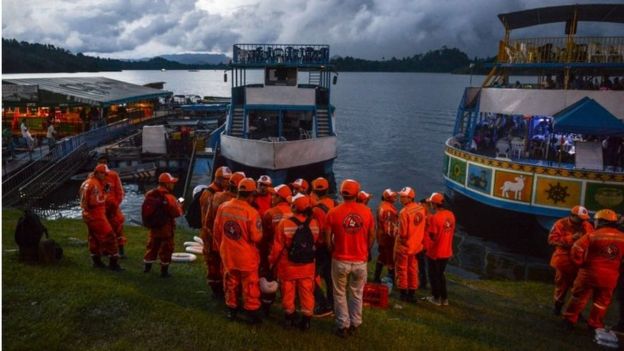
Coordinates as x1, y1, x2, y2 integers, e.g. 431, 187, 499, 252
2, 208, 618, 350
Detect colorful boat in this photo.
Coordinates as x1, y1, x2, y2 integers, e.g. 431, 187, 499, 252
215, 44, 338, 186
444, 4, 624, 228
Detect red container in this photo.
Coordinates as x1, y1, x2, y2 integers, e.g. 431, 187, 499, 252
363, 283, 389, 309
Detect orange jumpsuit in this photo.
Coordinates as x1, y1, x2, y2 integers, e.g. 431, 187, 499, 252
143, 186, 183, 265
377, 200, 399, 267
395, 202, 426, 290
199, 182, 223, 288
548, 217, 594, 304
253, 192, 272, 217
564, 226, 624, 328
103, 169, 126, 248
204, 189, 236, 287
260, 202, 294, 276
80, 176, 117, 257
269, 214, 320, 316
214, 198, 263, 311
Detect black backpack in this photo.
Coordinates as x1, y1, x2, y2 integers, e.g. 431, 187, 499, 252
288, 216, 315, 264
142, 190, 169, 229
15, 209, 48, 248
185, 187, 214, 229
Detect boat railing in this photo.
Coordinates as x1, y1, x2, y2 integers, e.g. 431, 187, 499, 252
500, 36, 624, 64
233, 44, 330, 65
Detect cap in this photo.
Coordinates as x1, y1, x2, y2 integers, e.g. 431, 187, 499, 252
340, 179, 360, 197
215, 166, 232, 179
312, 177, 329, 191
238, 177, 257, 192
229, 171, 246, 187
292, 178, 309, 193
398, 186, 415, 199
594, 209, 618, 222
291, 193, 311, 211
571, 205, 590, 220
94, 164, 109, 174
427, 192, 444, 205
258, 175, 272, 186
382, 188, 397, 201
357, 191, 371, 203
270, 184, 292, 202
158, 172, 178, 183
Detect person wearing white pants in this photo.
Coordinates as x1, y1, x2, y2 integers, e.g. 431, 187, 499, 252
331, 260, 367, 331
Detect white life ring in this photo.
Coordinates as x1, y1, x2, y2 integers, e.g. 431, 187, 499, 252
171, 253, 197, 263
193, 236, 204, 245
185, 245, 204, 255
184, 241, 202, 247
259, 277, 279, 294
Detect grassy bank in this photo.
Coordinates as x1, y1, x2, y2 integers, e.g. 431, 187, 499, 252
2, 209, 618, 350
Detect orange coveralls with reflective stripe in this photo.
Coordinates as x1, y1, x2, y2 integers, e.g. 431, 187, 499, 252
103, 170, 126, 247
143, 186, 183, 265
564, 226, 624, 328
269, 214, 320, 316
81, 176, 117, 256
260, 202, 293, 276
253, 192, 272, 217
548, 217, 594, 304
377, 200, 399, 267
214, 198, 263, 311
198, 183, 222, 281
204, 190, 235, 282
395, 202, 426, 290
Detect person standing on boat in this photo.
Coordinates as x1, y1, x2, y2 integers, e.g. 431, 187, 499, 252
548, 205, 594, 315
142, 173, 184, 277
80, 164, 122, 271
423, 192, 455, 306
395, 186, 426, 303
563, 209, 624, 331
46, 120, 57, 150
253, 175, 273, 216
259, 184, 293, 316
213, 178, 264, 323
199, 166, 231, 299
325, 179, 375, 338
96, 155, 127, 258
373, 189, 398, 283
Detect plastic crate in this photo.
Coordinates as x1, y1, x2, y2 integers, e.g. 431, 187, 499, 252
363, 283, 389, 309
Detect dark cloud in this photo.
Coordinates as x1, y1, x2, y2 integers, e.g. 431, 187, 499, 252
2, 0, 622, 59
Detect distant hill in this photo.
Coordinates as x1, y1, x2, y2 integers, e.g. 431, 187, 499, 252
158, 53, 229, 65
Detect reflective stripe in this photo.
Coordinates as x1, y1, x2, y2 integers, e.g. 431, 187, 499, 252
593, 302, 607, 310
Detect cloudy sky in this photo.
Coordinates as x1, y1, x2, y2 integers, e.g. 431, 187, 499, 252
2, 0, 623, 60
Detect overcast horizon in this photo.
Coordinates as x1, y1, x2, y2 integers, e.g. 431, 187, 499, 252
2, 0, 623, 60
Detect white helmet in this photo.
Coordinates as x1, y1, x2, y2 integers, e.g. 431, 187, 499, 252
259, 277, 279, 294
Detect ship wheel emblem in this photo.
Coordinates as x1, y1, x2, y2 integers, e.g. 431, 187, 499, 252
545, 182, 570, 204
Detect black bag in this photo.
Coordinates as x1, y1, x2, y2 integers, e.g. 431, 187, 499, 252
15, 209, 48, 261
142, 190, 169, 229
288, 216, 315, 264
185, 188, 213, 229
39, 238, 63, 264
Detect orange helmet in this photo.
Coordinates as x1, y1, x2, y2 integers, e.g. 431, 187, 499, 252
291, 193, 311, 211
594, 209, 618, 222
158, 172, 178, 183
382, 188, 397, 201
258, 175, 272, 186
215, 166, 232, 179
340, 179, 360, 197
427, 192, 444, 205
312, 177, 329, 191
238, 178, 257, 192
229, 171, 246, 187
94, 164, 109, 174
357, 191, 371, 203
570, 205, 590, 220
398, 186, 415, 199
270, 184, 292, 202
291, 178, 309, 193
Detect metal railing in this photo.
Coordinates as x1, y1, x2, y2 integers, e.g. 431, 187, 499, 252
233, 44, 330, 65
501, 36, 624, 64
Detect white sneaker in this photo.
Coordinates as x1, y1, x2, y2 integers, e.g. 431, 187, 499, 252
425, 296, 441, 306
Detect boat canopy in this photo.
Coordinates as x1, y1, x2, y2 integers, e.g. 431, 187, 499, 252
553, 97, 624, 136
498, 4, 624, 30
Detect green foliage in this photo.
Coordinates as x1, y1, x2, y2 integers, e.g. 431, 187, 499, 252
2, 209, 613, 350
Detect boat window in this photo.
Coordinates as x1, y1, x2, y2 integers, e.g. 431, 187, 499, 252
265, 67, 297, 86
282, 111, 313, 141
248, 111, 279, 140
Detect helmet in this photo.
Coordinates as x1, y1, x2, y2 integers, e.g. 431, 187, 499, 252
270, 184, 292, 202
398, 186, 415, 199
94, 164, 109, 174
382, 188, 397, 201
259, 277, 279, 294
570, 205, 590, 220
312, 177, 329, 191
258, 175, 272, 186
229, 171, 246, 187
238, 178, 257, 192
427, 192, 444, 205
215, 166, 232, 179
594, 209, 618, 222
340, 179, 360, 197
291, 193, 311, 211
158, 172, 178, 183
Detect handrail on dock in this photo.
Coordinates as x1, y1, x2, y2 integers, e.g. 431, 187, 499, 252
233, 44, 330, 65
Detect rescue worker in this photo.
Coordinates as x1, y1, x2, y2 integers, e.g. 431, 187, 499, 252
356, 191, 372, 205
199, 166, 231, 298
395, 186, 426, 302
213, 178, 264, 323
373, 189, 398, 283
311, 177, 337, 317
291, 178, 310, 195
253, 175, 273, 216
97, 155, 126, 258
269, 193, 320, 331
325, 179, 375, 338
80, 164, 122, 271
548, 205, 594, 315
423, 192, 455, 306
259, 184, 293, 316
563, 209, 624, 330
143, 172, 184, 277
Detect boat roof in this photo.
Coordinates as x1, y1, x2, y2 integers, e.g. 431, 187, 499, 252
498, 4, 624, 30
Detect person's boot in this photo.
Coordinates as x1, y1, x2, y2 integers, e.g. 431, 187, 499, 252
109, 256, 124, 272
226, 307, 237, 321
160, 264, 171, 278
245, 309, 263, 325
373, 262, 383, 283
553, 300, 564, 316
210, 284, 224, 300
143, 263, 152, 273
408, 289, 417, 303
399, 289, 409, 302
284, 312, 297, 329
261, 302, 272, 317
118, 246, 126, 259
299, 315, 311, 331
91, 255, 106, 268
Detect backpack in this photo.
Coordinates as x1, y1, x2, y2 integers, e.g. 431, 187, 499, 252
288, 216, 315, 264
39, 238, 64, 264
142, 190, 170, 229
15, 209, 48, 261
185, 188, 213, 229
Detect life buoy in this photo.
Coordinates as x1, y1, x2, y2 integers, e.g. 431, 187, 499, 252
171, 253, 197, 263
185, 245, 204, 255
193, 236, 204, 246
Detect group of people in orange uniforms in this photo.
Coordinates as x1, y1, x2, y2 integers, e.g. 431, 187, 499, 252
548, 205, 624, 331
